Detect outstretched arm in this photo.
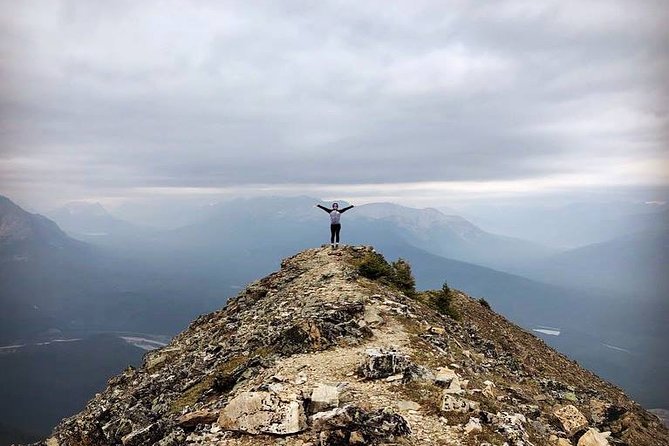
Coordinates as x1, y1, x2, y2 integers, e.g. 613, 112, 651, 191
316, 204, 332, 213
339, 205, 354, 213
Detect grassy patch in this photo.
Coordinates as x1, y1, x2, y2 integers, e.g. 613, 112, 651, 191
463, 428, 507, 446
396, 315, 423, 335
170, 376, 216, 413
444, 412, 471, 425
400, 380, 443, 415
169, 347, 277, 414
409, 335, 446, 369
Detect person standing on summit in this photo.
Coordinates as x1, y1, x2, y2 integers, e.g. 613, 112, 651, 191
314, 202, 354, 248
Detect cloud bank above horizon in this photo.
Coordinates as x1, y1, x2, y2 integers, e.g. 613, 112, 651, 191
1, 0, 668, 208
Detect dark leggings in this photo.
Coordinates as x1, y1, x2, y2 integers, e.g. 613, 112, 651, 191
330, 224, 341, 243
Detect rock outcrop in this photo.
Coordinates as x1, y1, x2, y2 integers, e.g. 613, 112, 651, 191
22, 246, 669, 446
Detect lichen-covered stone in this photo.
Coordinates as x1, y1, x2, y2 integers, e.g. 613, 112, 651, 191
312, 405, 410, 444
441, 393, 478, 413
358, 347, 411, 379
555, 404, 589, 437
217, 391, 306, 435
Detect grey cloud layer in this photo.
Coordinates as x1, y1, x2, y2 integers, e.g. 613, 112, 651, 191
1, 0, 667, 199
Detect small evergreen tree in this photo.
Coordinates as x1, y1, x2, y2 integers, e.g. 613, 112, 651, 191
434, 280, 458, 319
441, 281, 451, 295
356, 251, 393, 280
390, 258, 416, 296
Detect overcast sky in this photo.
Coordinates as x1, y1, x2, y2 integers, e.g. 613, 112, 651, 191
1, 0, 668, 210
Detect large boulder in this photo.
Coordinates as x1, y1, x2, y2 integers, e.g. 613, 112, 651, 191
577, 428, 611, 446
434, 366, 464, 394
312, 405, 410, 445
554, 405, 589, 437
465, 417, 482, 434
441, 393, 478, 413
310, 383, 341, 413
492, 412, 532, 445
434, 366, 459, 387
217, 391, 306, 435
358, 347, 411, 379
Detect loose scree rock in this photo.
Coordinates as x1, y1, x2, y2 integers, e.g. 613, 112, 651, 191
22, 246, 669, 446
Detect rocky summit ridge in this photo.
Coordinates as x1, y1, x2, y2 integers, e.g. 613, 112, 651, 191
26, 246, 668, 446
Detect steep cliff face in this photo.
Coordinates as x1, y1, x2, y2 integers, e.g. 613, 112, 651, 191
28, 246, 668, 446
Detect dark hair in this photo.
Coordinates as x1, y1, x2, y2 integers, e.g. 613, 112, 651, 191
332, 202, 339, 208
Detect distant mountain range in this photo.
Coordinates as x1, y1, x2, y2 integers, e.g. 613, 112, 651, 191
0, 195, 226, 344
0, 195, 82, 257
3, 193, 667, 411
351, 202, 554, 270
526, 226, 669, 301
1, 195, 88, 342
461, 200, 668, 248
42, 194, 668, 328
126, 196, 553, 274
0, 194, 569, 343
47, 201, 147, 243
62, 196, 666, 346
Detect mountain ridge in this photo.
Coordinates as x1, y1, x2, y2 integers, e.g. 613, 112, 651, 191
48, 201, 144, 241
27, 246, 668, 446
526, 228, 669, 300
0, 195, 81, 256
0, 195, 221, 344
351, 201, 554, 269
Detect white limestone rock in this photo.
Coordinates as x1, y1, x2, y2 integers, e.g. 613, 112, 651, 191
554, 404, 589, 437
465, 417, 482, 434
441, 393, 478, 413
218, 391, 307, 435
434, 367, 459, 387
310, 383, 340, 413
577, 428, 611, 446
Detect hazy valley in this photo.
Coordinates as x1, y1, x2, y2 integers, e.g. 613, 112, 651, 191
1, 194, 667, 444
